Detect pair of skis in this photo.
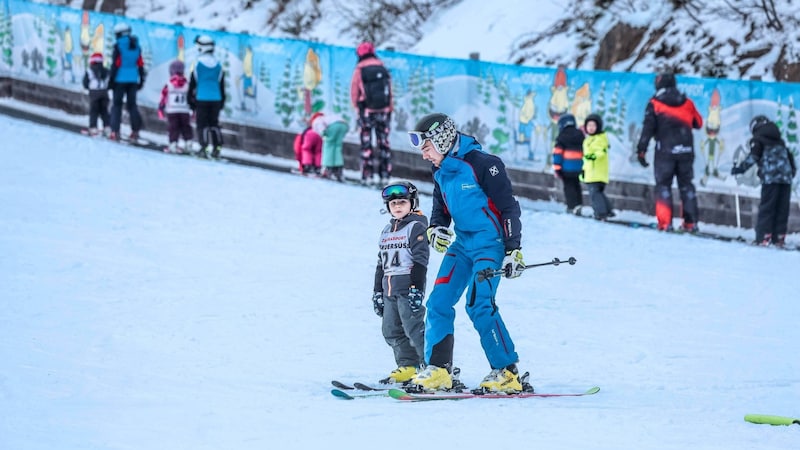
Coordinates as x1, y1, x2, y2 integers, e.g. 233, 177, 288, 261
330, 379, 600, 401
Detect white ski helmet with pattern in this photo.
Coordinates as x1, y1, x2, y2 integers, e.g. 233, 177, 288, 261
409, 113, 458, 155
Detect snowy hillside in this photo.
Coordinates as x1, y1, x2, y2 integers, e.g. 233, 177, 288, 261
37, 0, 800, 81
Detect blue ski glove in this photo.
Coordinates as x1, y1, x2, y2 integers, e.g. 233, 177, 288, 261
502, 249, 525, 279
372, 292, 384, 317
408, 288, 424, 313
427, 226, 454, 253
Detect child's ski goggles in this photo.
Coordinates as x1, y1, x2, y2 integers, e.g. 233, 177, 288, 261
381, 184, 411, 202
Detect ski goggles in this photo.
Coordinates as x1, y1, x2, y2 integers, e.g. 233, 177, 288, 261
381, 184, 410, 202
407, 131, 429, 149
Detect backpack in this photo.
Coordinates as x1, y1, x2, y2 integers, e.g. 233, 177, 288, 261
760, 145, 796, 184
360, 65, 391, 109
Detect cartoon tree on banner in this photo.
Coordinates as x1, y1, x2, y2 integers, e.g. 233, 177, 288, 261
142, 47, 153, 78
275, 60, 293, 127
482, 70, 494, 106
258, 62, 270, 90
776, 97, 784, 130
420, 66, 435, 114
594, 81, 607, 119
45, 20, 58, 78
488, 74, 511, 154
330, 75, 346, 118
104, 28, 114, 65
605, 82, 622, 136
292, 64, 304, 118
0, 4, 13, 68
786, 97, 797, 150
409, 64, 430, 118
616, 98, 628, 138
222, 50, 232, 117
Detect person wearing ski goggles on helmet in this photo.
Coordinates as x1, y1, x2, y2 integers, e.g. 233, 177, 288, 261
370, 181, 430, 385
405, 113, 528, 395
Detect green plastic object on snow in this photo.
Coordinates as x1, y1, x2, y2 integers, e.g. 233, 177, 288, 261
744, 414, 800, 426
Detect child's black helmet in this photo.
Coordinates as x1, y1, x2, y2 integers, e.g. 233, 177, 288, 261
749, 115, 770, 133
557, 113, 576, 131
381, 181, 419, 210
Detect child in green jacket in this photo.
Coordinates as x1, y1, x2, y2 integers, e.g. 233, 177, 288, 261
582, 113, 615, 220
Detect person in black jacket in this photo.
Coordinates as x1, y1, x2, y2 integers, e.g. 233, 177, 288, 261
731, 115, 797, 247
552, 114, 585, 214
636, 72, 703, 232
82, 52, 110, 136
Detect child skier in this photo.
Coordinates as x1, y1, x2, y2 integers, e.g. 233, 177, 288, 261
372, 181, 429, 384
582, 113, 615, 220
310, 111, 348, 181
292, 121, 322, 175
82, 52, 110, 136
158, 60, 193, 153
731, 115, 797, 246
552, 113, 585, 214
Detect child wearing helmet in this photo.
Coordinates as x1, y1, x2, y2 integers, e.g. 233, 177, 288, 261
81, 52, 110, 136
158, 60, 193, 153
731, 115, 797, 246
189, 35, 226, 159
372, 181, 429, 384
553, 113, 585, 214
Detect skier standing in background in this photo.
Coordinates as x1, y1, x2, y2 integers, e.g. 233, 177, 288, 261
108, 23, 145, 142
350, 41, 393, 185
82, 52, 110, 136
636, 72, 703, 232
552, 113, 585, 214
731, 115, 797, 246
310, 111, 348, 182
158, 60, 193, 154
582, 113, 615, 220
189, 35, 225, 159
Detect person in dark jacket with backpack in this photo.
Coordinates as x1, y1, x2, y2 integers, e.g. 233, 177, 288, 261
731, 115, 797, 247
350, 42, 393, 186
552, 113, 585, 214
636, 72, 703, 232
108, 22, 146, 142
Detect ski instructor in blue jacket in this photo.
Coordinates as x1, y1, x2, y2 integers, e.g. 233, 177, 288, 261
108, 22, 145, 142
406, 113, 527, 394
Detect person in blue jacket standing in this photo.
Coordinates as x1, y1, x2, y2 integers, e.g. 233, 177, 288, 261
405, 113, 527, 394
108, 23, 145, 142
189, 35, 226, 159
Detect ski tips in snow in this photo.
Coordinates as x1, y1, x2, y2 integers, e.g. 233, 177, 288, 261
744, 414, 800, 426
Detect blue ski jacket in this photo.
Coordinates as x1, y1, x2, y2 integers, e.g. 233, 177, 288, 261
430, 134, 522, 252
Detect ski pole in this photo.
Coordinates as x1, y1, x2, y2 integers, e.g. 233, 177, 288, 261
476, 256, 577, 282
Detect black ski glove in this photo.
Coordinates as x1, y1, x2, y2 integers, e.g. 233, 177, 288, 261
372, 292, 384, 317
408, 288, 424, 313
730, 165, 745, 175
636, 151, 649, 168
